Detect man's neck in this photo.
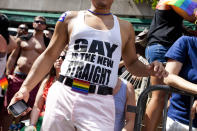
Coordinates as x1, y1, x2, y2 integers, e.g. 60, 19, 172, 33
89, 6, 111, 15
33, 30, 44, 37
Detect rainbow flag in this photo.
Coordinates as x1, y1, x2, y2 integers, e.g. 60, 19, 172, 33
157, 0, 197, 15
0, 77, 8, 91
71, 79, 90, 94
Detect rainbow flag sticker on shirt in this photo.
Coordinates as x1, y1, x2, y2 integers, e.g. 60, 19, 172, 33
157, 0, 197, 15
71, 79, 90, 94
0, 77, 8, 91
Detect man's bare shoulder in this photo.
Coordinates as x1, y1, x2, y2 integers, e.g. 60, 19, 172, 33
60, 11, 80, 24
56, 11, 80, 35
118, 18, 133, 32
117, 18, 135, 45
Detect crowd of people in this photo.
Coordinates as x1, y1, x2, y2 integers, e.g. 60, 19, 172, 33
0, 0, 197, 131
144, 1, 197, 130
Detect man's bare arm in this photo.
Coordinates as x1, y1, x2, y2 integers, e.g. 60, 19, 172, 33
30, 77, 47, 126
122, 82, 136, 131
164, 59, 197, 94
6, 40, 21, 76
121, 20, 143, 76
121, 21, 166, 77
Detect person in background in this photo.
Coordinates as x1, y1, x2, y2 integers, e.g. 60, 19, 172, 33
3, 16, 48, 131
8, 0, 167, 130
163, 35, 197, 130
0, 13, 17, 130
44, 27, 54, 40
23, 51, 66, 131
118, 59, 126, 76
0, 14, 17, 78
144, 0, 197, 130
6, 16, 48, 108
114, 78, 136, 131
15, 24, 29, 38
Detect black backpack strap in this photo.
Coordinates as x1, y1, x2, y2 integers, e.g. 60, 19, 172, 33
44, 35, 50, 47
19, 33, 33, 41
19, 33, 50, 47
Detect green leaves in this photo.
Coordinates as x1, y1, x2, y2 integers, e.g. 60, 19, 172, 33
133, 0, 158, 10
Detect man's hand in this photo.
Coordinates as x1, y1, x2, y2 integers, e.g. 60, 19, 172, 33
191, 100, 197, 119
147, 61, 168, 78
8, 88, 31, 116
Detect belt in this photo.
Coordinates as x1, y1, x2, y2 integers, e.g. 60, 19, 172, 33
58, 75, 113, 95
14, 73, 27, 79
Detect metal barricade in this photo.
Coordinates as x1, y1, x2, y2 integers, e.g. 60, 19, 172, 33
127, 85, 196, 131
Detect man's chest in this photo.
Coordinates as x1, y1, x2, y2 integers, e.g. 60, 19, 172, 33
20, 38, 46, 53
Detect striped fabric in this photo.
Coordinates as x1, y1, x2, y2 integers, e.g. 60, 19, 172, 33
0, 77, 8, 91
72, 79, 90, 94
157, 0, 197, 15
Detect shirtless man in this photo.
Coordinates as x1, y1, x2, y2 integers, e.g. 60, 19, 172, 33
9, 0, 167, 130
3, 16, 48, 131
15, 23, 29, 38
6, 16, 48, 107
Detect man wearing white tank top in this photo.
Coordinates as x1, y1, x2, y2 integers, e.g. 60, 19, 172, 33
8, 0, 168, 130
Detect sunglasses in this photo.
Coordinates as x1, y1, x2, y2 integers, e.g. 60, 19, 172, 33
58, 55, 65, 60
19, 27, 28, 31
34, 20, 46, 25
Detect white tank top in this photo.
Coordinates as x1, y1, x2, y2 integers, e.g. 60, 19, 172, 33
60, 11, 122, 88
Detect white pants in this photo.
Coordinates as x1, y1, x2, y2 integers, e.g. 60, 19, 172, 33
41, 81, 115, 131
166, 117, 197, 131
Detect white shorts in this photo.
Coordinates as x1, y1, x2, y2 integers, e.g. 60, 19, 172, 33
41, 81, 115, 131
166, 117, 197, 131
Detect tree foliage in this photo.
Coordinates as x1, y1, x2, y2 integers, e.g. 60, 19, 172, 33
133, 0, 159, 9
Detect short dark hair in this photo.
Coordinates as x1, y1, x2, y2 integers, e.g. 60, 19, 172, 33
47, 27, 54, 33
18, 24, 29, 31
0, 14, 9, 44
34, 16, 46, 23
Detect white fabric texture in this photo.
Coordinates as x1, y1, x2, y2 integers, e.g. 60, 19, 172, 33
42, 81, 115, 131
166, 117, 197, 131
60, 11, 122, 88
